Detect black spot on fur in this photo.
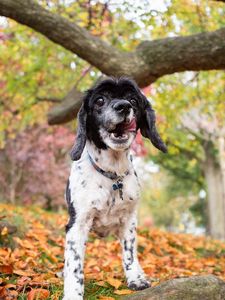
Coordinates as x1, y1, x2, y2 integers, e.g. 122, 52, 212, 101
74, 254, 80, 260
134, 170, 138, 177
65, 180, 76, 233
129, 197, 133, 201
81, 180, 87, 187
99, 185, 103, 189
124, 240, 128, 251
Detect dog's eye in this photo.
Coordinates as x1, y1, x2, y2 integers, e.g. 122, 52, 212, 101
130, 99, 137, 106
95, 97, 105, 107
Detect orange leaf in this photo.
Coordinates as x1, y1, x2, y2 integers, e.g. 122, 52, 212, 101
13, 269, 36, 276
114, 289, 134, 295
95, 281, 107, 287
99, 297, 115, 300
17, 276, 31, 286
106, 277, 122, 289
0, 265, 13, 274
27, 288, 50, 300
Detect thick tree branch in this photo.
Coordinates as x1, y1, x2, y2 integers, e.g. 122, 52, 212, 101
47, 85, 83, 125
1, 0, 225, 88
1, 0, 225, 124
0, 0, 147, 84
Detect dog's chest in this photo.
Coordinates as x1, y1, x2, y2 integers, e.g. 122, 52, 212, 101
70, 149, 140, 237
90, 175, 139, 237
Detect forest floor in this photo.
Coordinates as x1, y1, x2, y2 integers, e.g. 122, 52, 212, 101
0, 203, 225, 300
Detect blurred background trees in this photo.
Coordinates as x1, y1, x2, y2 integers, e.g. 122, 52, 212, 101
0, 0, 224, 238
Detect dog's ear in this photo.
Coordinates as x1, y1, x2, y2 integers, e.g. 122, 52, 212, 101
70, 102, 87, 161
140, 96, 167, 153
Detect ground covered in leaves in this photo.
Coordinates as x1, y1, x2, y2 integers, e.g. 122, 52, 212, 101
0, 204, 225, 300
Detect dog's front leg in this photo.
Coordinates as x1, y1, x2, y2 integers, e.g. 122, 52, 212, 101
120, 214, 150, 291
63, 215, 92, 300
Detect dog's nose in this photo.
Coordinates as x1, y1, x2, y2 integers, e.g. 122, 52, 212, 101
113, 100, 132, 114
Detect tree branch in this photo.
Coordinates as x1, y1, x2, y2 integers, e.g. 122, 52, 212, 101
1, 0, 225, 124
36, 96, 62, 103
1, 0, 225, 89
47, 85, 83, 125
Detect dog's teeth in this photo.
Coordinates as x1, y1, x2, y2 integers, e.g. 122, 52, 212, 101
111, 133, 128, 140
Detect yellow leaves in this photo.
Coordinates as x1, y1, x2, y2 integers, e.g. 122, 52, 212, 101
99, 296, 115, 300
1, 226, 8, 235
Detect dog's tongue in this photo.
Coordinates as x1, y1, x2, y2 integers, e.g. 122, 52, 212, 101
118, 118, 136, 132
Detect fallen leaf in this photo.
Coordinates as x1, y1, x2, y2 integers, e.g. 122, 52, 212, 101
99, 297, 115, 300
17, 276, 31, 286
95, 281, 107, 287
106, 277, 122, 289
0, 265, 13, 275
27, 288, 50, 300
114, 289, 134, 295
1, 226, 8, 235
13, 269, 36, 276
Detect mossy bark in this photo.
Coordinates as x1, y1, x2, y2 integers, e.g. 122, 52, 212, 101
122, 275, 225, 300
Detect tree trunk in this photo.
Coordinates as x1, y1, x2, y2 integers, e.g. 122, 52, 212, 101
123, 275, 225, 300
203, 142, 225, 240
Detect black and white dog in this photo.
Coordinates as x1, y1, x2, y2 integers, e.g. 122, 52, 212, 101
63, 77, 167, 300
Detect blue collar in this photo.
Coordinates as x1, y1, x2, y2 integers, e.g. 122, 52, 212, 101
88, 152, 129, 198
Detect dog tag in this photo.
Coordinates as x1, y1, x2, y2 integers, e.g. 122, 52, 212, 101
112, 180, 124, 200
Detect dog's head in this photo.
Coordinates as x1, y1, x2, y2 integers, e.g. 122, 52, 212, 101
71, 77, 167, 160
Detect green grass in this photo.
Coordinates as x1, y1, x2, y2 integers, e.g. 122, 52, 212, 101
15, 281, 120, 299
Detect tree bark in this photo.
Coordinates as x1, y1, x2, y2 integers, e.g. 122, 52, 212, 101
123, 275, 225, 300
47, 85, 83, 125
203, 142, 225, 240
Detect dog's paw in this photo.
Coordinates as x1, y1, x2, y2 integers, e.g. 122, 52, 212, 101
128, 279, 151, 291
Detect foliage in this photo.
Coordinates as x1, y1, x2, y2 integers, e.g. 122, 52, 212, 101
0, 204, 225, 299
146, 70, 225, 227
1, 0, 224, 143
0, 126, 74, 208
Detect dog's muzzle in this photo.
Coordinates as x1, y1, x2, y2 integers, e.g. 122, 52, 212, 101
112, 100, 132, 116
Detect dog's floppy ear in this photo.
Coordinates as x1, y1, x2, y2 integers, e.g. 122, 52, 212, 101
70, 102, 87, 161
140, 96, 167, 153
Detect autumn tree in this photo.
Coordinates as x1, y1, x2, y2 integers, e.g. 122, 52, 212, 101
0, 0, 225, 239
0, 0, 225, 124
0, 125, 74, 207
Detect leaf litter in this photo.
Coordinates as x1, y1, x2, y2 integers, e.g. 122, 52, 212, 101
0, 203, 225, 299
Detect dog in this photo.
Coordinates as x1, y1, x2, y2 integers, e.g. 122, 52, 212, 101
63, 77, 167, 300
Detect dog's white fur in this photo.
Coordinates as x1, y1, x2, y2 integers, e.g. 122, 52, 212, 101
63, 141, 149, 300
63, 77, 167, 299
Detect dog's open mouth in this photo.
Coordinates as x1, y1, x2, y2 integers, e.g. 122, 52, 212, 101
110, 118, 136, 143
